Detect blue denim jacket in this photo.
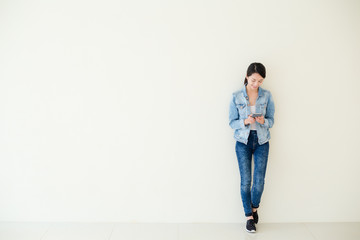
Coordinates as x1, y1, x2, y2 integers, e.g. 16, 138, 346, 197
229, 84, 275, 145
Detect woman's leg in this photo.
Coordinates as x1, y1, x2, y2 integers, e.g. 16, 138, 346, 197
235, 140, 253, 217
251, 141, 269, 209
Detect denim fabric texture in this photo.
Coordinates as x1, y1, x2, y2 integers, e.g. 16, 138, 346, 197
229, 84, 275, 217
229, 84, 275, 145
235, 130, 269, 217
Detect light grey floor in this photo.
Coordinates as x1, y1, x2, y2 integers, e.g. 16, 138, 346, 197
0, 222, 359, 240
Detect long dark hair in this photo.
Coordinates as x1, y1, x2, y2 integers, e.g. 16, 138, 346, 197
244, 62, 266, 85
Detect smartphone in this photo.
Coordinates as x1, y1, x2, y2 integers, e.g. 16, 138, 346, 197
251, 113, 263, 118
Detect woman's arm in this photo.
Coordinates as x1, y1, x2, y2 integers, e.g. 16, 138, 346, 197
229, 95, 248, 129
263, 91, 275, 128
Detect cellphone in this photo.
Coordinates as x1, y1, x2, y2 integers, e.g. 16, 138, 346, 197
251, 113, 263, 118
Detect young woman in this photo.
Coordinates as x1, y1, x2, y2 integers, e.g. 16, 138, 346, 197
228, 62, 275, 233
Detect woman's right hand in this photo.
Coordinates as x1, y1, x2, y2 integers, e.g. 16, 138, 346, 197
244, 115, 256, 125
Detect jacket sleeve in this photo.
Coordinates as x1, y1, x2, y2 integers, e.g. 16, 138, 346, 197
229, 95, 248, 130
263, 91, 275, 129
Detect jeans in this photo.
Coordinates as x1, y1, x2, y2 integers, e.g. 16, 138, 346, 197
235, 130, 269, 217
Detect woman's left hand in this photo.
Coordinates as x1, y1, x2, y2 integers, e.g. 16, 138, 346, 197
255, 116, 265, 125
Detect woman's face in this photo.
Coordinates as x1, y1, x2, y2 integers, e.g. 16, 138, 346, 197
246, 73, 264, 90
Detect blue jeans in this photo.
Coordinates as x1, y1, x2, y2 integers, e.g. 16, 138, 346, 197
235, 130, 269, 217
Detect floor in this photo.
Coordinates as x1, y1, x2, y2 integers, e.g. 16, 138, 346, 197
0, 222, 359, 240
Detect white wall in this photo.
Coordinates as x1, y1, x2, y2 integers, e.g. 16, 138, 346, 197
0, 0, 359, 223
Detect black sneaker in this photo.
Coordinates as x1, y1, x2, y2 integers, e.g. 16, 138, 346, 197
252, 210, 258, 224
246, 219, 256, 233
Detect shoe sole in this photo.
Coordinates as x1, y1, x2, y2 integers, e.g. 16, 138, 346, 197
246, 229, 256, 233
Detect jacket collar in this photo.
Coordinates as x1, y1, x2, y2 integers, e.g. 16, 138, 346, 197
241, 83, 264, 100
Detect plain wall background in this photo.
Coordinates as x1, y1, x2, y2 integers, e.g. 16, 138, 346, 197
0, 0, 359, 223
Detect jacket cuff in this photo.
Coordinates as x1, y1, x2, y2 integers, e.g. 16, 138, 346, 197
263, 118, 269, 128
240, 118, 246, 129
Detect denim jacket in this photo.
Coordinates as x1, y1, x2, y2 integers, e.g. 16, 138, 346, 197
229, 84, 275, 145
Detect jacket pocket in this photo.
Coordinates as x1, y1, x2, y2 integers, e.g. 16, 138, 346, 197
260, 103, 267, 116
236, 103, 247, 118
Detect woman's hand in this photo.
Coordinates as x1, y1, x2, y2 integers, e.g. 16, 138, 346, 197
255, 116, 265, 125
244, 115, 256, 125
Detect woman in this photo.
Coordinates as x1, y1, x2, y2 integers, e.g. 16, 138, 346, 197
228, 62, 275, 233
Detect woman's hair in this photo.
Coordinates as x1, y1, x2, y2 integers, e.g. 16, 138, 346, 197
244, 62, 266, 85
